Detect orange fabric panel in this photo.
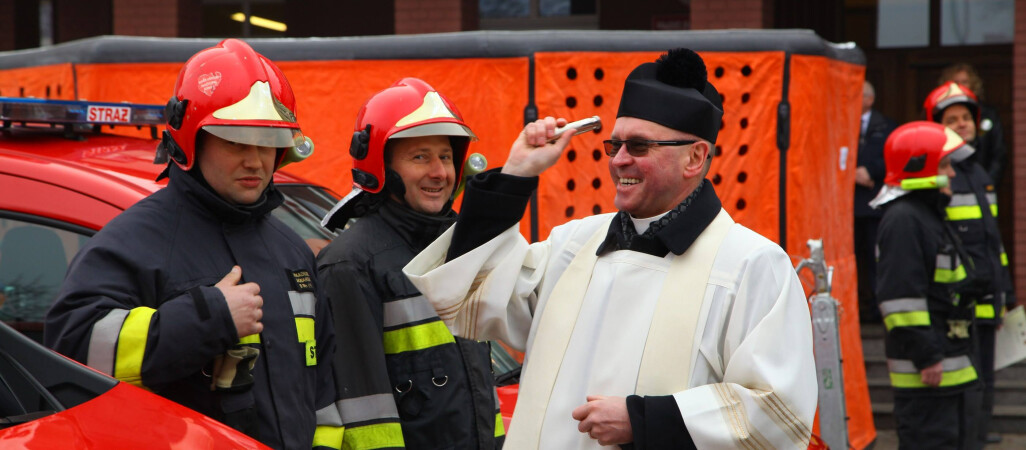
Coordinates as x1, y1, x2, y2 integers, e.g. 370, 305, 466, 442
532, 51, 784, 241
789, 54, 872, 449
0, 64, 76, 100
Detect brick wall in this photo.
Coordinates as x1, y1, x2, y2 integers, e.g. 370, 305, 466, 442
55, 0, 112, 44
112, 0, 200, 37
0, 0, 41, 51
690, 0, 772, 29
0, 1, 15, 51
395, 0, 476, 34
1014, 5, 1026, 302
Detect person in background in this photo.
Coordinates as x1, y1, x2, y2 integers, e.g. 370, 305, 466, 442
317, 78, 504, 449
939, 63, 1006, 185
854, 80, 897, 323
925, 81, 1015, 447
45, 39, 343, 450
872, 121, 981, 450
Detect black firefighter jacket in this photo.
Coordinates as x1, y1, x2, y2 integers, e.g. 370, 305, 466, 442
45, 165, 342, 449
876, 190, 979, 394
947, 156, 1015, 324
317, 200, 505, 450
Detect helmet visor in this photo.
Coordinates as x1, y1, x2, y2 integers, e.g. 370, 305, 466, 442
390, 122, 478, 141
204, 125, 304, 149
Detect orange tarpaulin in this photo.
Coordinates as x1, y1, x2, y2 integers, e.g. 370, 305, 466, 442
789, 54, 872, 449
0, 63, 76, 100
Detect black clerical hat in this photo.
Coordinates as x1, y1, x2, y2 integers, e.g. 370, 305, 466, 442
617, 49, 724, 144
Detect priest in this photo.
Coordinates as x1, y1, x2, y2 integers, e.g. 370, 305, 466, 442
404, 48, 817, 449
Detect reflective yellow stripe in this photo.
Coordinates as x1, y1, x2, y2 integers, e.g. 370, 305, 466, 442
976, 303, 996, 319
991, 204, 998, 217
383, 321, 456, 354
296, 317, 315, 342
884, 311, 931, 330
946, 205, 982, 221
934, 265, 966, 283
114, 307, 157, 388
495, 412, 506, 437
342, 422, 405, 450
296, 317, 317, 366
239, 334, 261, 344
313, 425, 344, 450
889, 365, 978, 388
1001, 252, 1008, 266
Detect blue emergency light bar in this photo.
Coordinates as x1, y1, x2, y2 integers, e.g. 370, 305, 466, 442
0, 97, 164, 127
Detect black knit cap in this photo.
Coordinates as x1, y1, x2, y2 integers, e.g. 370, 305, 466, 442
616, 48, 724, 143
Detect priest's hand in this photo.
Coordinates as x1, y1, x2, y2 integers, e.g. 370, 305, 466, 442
501, 116, 576, 177
572, 395, 633, 446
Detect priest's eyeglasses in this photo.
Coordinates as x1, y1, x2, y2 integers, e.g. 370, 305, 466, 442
602, 139, 698, 157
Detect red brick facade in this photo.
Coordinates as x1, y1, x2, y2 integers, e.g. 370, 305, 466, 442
112, 0, 200, 38
1014, 5, 1026, 301
395, 0, 477, 35
690, 0, 773, 30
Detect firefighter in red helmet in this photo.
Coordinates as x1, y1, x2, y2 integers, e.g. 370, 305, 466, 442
871, 121, 982, 449
925, 81, 1014, 447
46, 39, 343, 449
317, 78, 504, 449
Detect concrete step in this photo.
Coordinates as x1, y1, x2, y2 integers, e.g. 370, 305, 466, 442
867, 378, 1026, 406
873, 402, 1026, 434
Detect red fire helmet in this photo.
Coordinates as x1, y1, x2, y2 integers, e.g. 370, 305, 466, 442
923, 81, 980, 128
883, 121, 973, 188
160, 38, 310, 171
349, 77, 476, 193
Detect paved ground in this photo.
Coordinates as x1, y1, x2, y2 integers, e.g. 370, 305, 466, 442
872, 430, 1026, 449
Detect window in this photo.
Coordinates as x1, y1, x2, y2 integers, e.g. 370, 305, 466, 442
877, 0, 1013, 48
202, 0, 287, 38
940, 0, 1013, 46
479, 0, 598, 30
0, 218, 90, 342
877, 0, 929, 48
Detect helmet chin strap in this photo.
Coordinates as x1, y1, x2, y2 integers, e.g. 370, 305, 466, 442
384, 168, 407, 201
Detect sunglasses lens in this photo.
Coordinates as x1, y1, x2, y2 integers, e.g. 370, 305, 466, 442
625, 141, 648, 157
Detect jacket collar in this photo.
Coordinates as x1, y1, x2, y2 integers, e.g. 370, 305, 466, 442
169, 164, 283, 225
597, 179, 722, 257
378, 200, 457, 252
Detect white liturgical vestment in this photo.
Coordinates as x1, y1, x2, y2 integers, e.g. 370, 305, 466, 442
404, 211, 816, 449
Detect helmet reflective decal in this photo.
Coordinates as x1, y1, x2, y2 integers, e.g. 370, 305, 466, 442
942, 127, 963, 152
395, 92, 459, 127
212, 81, 293, 122
198, 72, 222, 96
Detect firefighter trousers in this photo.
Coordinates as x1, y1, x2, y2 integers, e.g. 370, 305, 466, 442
894, 385, 982, 450
975, 324, 997, 445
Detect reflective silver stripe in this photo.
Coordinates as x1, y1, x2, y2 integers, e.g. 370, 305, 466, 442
878, 298, 929, 316
888, 355, 973, 374
986, 192, 997, 206
935, 253, 958, 269
947, 193, 978, 207
493, 388, 500, 406
316, 403, 344, 427
337, 394, 400, 424
289, 291, 316, 317
87, 309, 130, 376
383, 295, 439, 328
